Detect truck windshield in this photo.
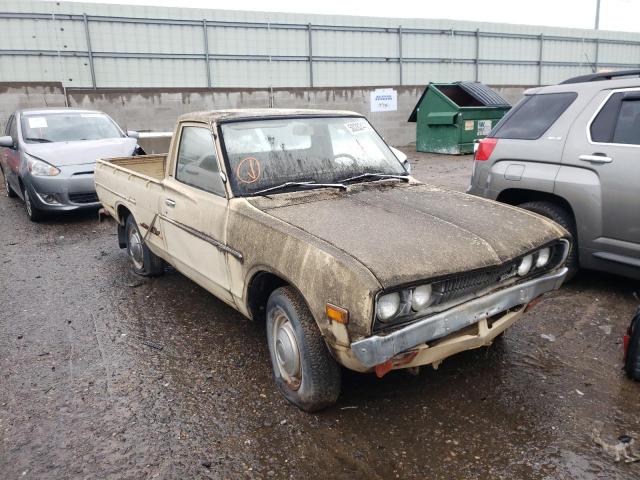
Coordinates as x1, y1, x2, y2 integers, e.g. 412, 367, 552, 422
21, 112, 124, 143
220, 116, 406, 196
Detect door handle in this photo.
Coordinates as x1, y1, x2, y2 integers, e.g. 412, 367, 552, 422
165, 198, 176, 207
579, 154, 613, 164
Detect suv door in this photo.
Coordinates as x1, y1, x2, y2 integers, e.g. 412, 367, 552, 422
563, 88, 640, 265
159, 122, 235, 304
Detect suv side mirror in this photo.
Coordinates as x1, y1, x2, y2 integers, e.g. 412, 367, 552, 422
0, 136, 14, 148
126, 130, 139, 139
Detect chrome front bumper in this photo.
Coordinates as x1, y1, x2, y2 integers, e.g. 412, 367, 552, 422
351, 267, 569, 368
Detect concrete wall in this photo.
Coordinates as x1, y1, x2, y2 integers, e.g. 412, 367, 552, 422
0, 82, 528, 146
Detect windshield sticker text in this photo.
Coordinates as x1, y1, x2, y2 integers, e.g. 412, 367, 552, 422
27, 117, 48, 129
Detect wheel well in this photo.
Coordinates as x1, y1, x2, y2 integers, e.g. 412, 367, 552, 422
247, 271, 289, 322
496, 189, 575, 222
116, 204, 132, 225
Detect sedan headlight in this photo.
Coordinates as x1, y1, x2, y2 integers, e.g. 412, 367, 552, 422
517, 254, 533, 276
411, 284, 433, 311
536, 247, 551, 268
376, 292, 401, 321
27, 156, 60, 176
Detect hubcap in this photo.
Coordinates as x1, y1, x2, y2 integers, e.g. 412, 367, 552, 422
271, 308, 301, 390
128, 227, 144, 270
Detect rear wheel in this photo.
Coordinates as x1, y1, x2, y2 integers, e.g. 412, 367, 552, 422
23, 188, 45, 222
266, 286, 341, 411
125, 215, 164, 276
518, 200, 578, 280
3, 170, 17, 198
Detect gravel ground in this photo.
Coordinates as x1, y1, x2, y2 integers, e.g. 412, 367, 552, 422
1, 150, 639, 480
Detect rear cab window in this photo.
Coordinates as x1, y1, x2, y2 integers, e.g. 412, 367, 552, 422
491, 92, 578, 140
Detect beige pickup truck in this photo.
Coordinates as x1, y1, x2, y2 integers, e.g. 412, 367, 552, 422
95, 109, 570, 411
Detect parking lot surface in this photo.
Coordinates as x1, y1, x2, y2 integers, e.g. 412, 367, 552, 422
1, 150, 639, 479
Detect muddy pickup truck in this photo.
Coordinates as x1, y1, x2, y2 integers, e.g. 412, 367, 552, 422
95, 109, 570, 411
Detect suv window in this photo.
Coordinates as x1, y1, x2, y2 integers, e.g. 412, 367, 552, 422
175, 126, 225, 197
591, 92, 640, 145
492, 92, 578, 140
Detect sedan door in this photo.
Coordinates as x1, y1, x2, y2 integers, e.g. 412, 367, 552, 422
159, 123, 235, 305
563, 88, 640, 265
1, 114, 22, 195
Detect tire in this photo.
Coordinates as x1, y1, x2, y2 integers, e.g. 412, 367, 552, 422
124, 215, 164, 276
625, 310, 640, 381
518, 200, 578, 281
23, 188, 45, 222
2, 170, 17, 198
266, 286, 341, 411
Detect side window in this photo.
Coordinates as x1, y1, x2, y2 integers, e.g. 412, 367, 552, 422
613, 100, 640, 145
591, 92, 640, 145
491, 92, 577, 140
175, 126, 225, 197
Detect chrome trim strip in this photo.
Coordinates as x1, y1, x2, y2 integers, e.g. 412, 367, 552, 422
352, 266, 569, 368
159, 214, 243, 261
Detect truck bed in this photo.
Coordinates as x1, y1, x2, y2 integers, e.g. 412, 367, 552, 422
102, 154, 167, 181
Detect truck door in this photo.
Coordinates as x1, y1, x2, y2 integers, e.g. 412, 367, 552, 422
563, 88, 640, 263
159, 123, 235, 305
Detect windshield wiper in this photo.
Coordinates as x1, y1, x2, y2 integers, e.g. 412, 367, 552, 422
24, 137, 53, 143
253, 181, 347, 196
338, 172, 410, 184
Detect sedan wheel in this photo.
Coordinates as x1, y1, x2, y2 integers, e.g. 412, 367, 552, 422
23, 189, 43, 222
271, 307, 302, 390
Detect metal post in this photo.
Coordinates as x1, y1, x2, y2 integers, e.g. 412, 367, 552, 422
308, 23, 314, 87
398, 25, 403, 86
83, 14, 96, 89
595, 0, 601, 29
475, 28, 480, 82
202, 19, 212, 87
538, 33, 544, 85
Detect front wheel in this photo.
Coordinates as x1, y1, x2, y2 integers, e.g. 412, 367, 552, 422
266, 286, 341, 411
125, 215, 164, 276
23, 188, 44, 222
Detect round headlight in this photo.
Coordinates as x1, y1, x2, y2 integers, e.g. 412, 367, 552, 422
536, 247, 551, 268
411, 284, 433, 311
517, 254, 533, 276
377, 292, 401, 321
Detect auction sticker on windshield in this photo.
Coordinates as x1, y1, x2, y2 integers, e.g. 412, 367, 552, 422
345, 119, 372, 135
27, 117, 48, 129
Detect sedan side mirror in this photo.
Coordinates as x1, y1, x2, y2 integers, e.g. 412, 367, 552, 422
126, 130, 140, 139
0, 136, 14, 148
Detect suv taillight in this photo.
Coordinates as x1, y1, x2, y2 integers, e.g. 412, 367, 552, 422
474, 138, 498, 161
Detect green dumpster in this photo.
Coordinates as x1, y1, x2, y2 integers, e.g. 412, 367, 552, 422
408, 81, 511, 154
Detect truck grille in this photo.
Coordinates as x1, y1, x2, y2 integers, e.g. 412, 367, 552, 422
432, 262, 516, 306
69, 192, 99, 204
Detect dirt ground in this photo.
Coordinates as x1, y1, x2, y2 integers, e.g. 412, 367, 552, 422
1, 150, 639, 480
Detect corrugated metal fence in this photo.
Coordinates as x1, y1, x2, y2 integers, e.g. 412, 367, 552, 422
2, 0, 640, 89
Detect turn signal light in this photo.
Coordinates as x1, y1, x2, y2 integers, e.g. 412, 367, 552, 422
474, 137, 498, 161
326, 303, 349, 324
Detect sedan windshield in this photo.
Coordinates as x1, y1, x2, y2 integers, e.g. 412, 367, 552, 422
21, 112, 124, 143
220, 116, 406, 196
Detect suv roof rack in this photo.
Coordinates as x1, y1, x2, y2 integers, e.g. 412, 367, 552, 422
559, 69, 640, 85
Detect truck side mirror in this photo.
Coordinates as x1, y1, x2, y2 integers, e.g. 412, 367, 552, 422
126, 130, 140, 139
0, 136, 14, 148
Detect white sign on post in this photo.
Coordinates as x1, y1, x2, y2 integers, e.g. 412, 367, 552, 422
370, 88, 397, 112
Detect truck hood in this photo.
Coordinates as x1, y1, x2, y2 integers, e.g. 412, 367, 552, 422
24, 138, 138, 167
249, 183, 566, 288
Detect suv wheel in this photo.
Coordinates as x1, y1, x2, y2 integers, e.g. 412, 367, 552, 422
266, 286, 341, 411
518, 201, 578, 280
125, 215, 164, 276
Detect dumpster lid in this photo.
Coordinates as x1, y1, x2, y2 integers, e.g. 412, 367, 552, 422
408, 82, 510, 122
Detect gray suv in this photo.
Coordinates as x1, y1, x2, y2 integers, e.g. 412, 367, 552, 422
468, 70, 640, 280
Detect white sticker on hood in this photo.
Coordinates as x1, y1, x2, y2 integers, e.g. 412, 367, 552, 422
27, 117, 48, 129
